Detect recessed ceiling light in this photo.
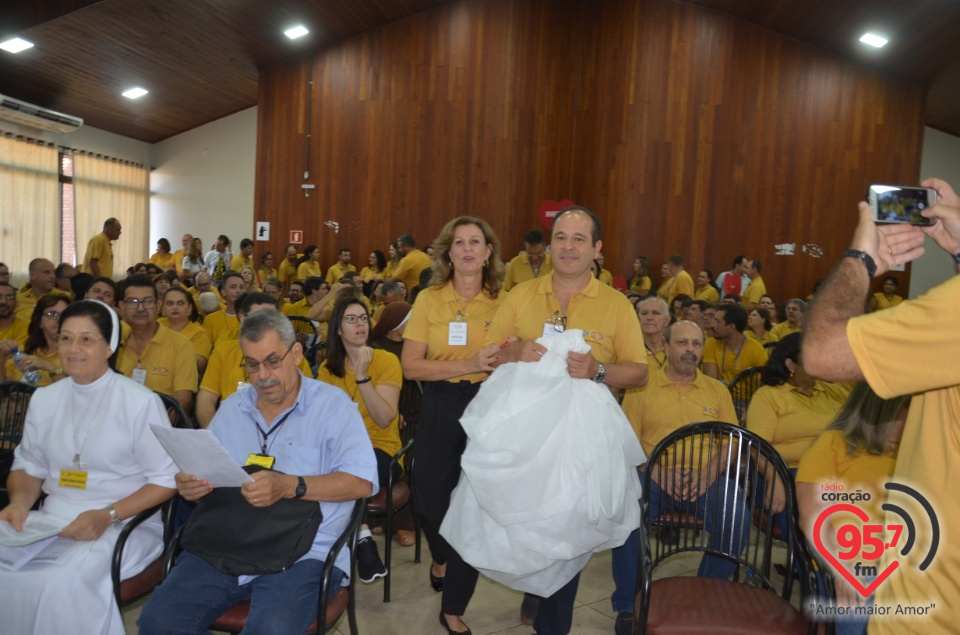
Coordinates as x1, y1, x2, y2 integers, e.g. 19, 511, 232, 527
0, 37, 34, 54
284, 25, 309, 40
859, 33, 888, 48
122, 87, 149, 99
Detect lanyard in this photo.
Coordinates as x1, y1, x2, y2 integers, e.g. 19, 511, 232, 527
645, 343, 665, 368
720, 340, 744, 378
254, 409, 294, 455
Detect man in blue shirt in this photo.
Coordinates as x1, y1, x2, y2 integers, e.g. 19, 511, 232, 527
140, 309, 378, 634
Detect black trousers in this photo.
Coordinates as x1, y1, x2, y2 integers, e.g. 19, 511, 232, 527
533, 572, 581, 635
412, 380, 481, 615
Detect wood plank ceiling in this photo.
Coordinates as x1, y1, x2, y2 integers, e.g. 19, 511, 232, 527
1, 0, 959, 144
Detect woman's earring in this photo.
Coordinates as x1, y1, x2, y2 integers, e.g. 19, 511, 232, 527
484, 259, 489, 267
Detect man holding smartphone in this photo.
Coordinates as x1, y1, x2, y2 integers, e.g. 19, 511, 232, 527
803, 178, 958, 635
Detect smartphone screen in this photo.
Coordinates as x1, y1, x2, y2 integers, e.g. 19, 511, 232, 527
868, 185, 938, 226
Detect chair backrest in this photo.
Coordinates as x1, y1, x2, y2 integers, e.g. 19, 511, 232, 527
728, 365, 765, 423
156, 392, 197, 429
397, 380, 423, 446
288, 316, 318, 350
763, 341, 778, 351
0, 381, 36, 450
640, 421, 815, 608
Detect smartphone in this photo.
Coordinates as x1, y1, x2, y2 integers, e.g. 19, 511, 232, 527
867, 184, 939, 226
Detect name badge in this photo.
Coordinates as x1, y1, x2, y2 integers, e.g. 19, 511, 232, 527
132, 367, 147, 385
246, 454, 276, 469
59, 469, 88, 489
448, 321, 468, 346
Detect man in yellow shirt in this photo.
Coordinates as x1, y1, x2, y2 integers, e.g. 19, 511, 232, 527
82, 217, 121, 278
116, 275, 198, 414
702, 304, 768, 385
229, 238, 255, 271
803, 179, 959, 635
0, 282, 29, 346
203, 272, 245, 344
656, 263, 674, 302
172, 233, 192, 274
665, 254, 695, 306
325, 247, 357, 285
15, 258, 69, 321
196, 292, 313, 427
596, 252, 614, 286
188, 272, 225, 315
769, 298, 805, 340
282, 277, 324, 318
503, 230, 554, 291
486, 206, 648, 635
637, 296, 670, 372
278, 244, 300, 288
615, 320, 740, 628
391, 234, 432, 296
741, 259, 766, 309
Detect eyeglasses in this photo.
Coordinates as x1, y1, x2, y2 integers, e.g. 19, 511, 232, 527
343, 314, 370, 324
57, 333, 105, 347
42, 310, 62, 320
241, 342, 296, 375
123, 298, 157, 309
551, 311, 567, 333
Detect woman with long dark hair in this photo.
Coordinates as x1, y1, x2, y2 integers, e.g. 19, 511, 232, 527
158, 286, 211, 374
296, 244, 323, 281
0, 294, 70, 385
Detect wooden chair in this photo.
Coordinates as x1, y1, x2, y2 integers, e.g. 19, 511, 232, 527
0, 381, 37, 507
156, 391, 197, 429
366, 439, 420, 602
728, 366, 765, 423
163, 498, 364, 634
634, 422, 824, 635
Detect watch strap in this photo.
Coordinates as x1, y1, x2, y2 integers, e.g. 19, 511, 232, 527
107, 504, 122, 527
295, 476, 307, 499
842, 249, 877, 278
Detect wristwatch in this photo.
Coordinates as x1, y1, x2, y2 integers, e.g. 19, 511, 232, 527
593, 362, 606, 385
842, 249, 877, 278
295, 476, 307, 499
107, 504, 122, 527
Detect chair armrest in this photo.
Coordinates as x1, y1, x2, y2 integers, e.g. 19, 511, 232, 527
112, 502, 165, 605
317, 498, 364, 631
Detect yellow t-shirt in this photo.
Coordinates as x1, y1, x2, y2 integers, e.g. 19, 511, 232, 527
360, 266, 383, 283
325, 262, 358, 285
278, 259, 299, 286
150, 251, 177, 270
159, 318, 213, 361
745, 328, 778, 346
281, 298, 314, 318
484, 272, 646, 370
847, 276, 960, 632
404, 282, 503, 384
230, 254, 254, 272
694, 285, 720, 303
317, 348, 402, 459
172, 249, 185, 273
746, 381, 850, 467
4, 348, 60, 386
503, 253, 554, 291
629, 275, 652, 296
622, 367, 736, 457
14, 288, 70, 322
0, 318, 30, 347
257, 267, 279, 286
382, 261, 398, 280
599, 269, 613, 286
116, 324, 199, 397
200, 339, 314, 401
666, 270, 695, 305
741, 276, 766, 307
393, 249, 432, 292
769, 321, 802, 341
82, 232, 114, 278
297, 261, 323, 282
796, 429, 896, 533
872, 292, 904, 311
702, 336, 768, 385
656, 277, 674, 301
202, 310, 239, 346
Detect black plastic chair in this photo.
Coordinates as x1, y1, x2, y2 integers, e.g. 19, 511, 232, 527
112, 498, 177, 607
163, 497, 363, 634
728, 366, 765, 424
156, 391, 197, 429
289, 315, 319, 350
0, 381, 37, 506
634, 421, 825, 635
366, 439, 421, 602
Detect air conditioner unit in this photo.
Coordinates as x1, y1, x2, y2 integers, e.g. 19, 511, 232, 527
0, 94, 83, 134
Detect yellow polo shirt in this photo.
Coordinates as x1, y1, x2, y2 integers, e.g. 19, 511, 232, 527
4, 349, 60, 386
746, 380, 850, 467
702, 336, 768, 385
503, 253, 554, 291
317, 348, 403, 459
769, 321, 802, 341
297, 261, 322, 282
629, 275, 652, 296
116, 324, 198, 396
82, 232, 114, 278
695, 286, 720, 303
325, 262, 357, 285
656, 277, 674, 301
278, 259, 299, 286
14, 288, 70, 322
257, 267, 279, 286
622, 367, 736, 457
404, 282, 503, 384
150, 251, 177, 270
159, 318, 213, 362
484, 272, 646, 370
360, 266, 383, 283
230, 254, 254, 272
872, 292, 903, 311
282, 298, 314, 318
203, 310, 239, 346
200, 339, 314, 401
0, 318, 29, 347
745, 329, 778, 346
599, 268, 613, 286
172, 249, 185, 273
189, 286, 225, 316
741, 276, 766, 307
666, 270, 694, 305
393, 249, 432, 292
848, 276, 960, 633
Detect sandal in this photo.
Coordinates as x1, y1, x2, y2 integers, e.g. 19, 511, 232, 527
396, 529, 416, 547
370, 525, 385, 536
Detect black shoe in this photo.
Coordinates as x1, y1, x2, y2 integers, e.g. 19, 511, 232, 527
439, 611, 472, 635
430, 562, 444, 592
614, 612, 634, 635
356, 537, 387, 583
520, 593, 540, 626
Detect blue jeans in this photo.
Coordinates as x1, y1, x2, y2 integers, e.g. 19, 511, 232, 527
138, 553, 346, 635
611, 471, 749, 613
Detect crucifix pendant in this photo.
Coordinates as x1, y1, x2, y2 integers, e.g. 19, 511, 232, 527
72, 453, 81, 468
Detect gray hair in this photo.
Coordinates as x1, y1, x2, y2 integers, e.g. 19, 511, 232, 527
787, 298, 807, 312
239, 309, 296, 347
664, 319, 704, 343
197, 292, 220, 314
638, 296, 670, 316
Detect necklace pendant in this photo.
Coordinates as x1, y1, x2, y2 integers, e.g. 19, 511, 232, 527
72, 453, 81, 468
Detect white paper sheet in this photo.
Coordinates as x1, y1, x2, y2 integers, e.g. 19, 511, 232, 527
0, 513, 65, 547
150, 425, 254, 487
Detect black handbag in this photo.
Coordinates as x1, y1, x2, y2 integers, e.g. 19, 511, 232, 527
180, 465, 323, 576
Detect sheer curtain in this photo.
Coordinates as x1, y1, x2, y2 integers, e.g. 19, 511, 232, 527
73, 154, 149, 279
0, 136, 59, 286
